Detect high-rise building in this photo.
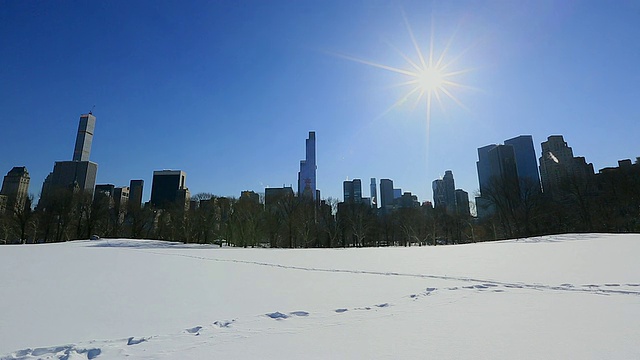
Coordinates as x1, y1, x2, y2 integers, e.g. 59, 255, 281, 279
129, 180, 144, 209
455, 189, 470, 217
539, 135, 594, 200
40, 113, 98, 204
504, 135, 541, 194
379, 179, 394, 210
1, 166, 30, 212
442, 170, 457, 213
432, 179, 445, 209
476, 144, 497, 198
150, 170, 189, 209
475, 143, 519, 218
298, 131, 317, 200
344, 179, 361, 203
343, 179, 362, 204
370, 178, 377, 208
433, 170, 457, 214
73, 113, 96, 162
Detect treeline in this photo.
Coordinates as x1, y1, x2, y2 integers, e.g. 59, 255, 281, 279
0, 190, 479, 246
1, 162, 638, 246
479, 160, 640, 238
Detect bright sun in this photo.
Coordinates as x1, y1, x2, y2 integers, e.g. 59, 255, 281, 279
418, 67, 445, 93
336, 15, 473, 127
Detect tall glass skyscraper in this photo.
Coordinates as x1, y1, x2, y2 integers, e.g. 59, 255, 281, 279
298, 131, 316, 200
504, 135, 541, 194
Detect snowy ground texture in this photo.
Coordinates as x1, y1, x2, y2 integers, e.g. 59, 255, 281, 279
1, 233, 639, 359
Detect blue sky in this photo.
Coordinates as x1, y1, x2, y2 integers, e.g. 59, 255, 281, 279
1, 0, 639, 204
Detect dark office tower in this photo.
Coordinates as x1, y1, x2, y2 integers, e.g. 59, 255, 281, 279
455, 189, 470, 217
475, 144, 519, 218
370, 178, 377, 208
343, 180, 353, 203
129, 180, 144, 209
73, 113, 96, 162
1, 166, 30, 212
379, 179, 394, 210
343, 179, 363, 204
150, 170, 189, 209
298, 131, 317, 200
476, 144, 497, 197
432, 179, 446, 209
442, 170, 457, 214
539, 135, 594, 200
488, 145, 519, 186
504, 135, 541, 194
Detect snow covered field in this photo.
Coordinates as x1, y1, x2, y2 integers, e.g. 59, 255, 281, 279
1, 233, 639, 359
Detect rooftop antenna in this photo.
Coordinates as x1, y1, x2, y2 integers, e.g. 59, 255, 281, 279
89, 105, 95, 115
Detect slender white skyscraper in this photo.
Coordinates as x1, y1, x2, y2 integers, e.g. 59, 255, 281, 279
73, 113, 96, 162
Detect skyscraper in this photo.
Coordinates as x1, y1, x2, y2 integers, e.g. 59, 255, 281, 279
129, 180, 144, 209
539, 135, 594, 200
455, 189, 470, 217
343, 179, 362, 204
40, 113, 99, 204
370, 178, 377, 208
150, 170, 189, 209
72, 113, 96, 162
442, 170, 457, 213
379, 179, 394, 210
298, 131, 317, 200
0, 166, 30, 212
504, 135, 541, 194
475, 143, 518, 218
476, 144, 497, 197
432, 179, 446, 209
433, 170, 457, 214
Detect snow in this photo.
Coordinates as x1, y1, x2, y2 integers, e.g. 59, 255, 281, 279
1, 234, 639, 359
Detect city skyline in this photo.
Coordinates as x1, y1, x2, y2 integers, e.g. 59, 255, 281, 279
1, 1, 639, 203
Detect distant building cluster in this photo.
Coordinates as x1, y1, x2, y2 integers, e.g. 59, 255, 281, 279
1, 112, 639, 239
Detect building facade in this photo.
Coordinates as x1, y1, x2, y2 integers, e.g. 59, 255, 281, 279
343, 179, 362, 204
150, 170, 189, 209
73, 113, 96, 162
504, 135, 541, 194
379, 179, 394, 210
539, 135, 594, 200
129, 180, 144, 209
455, 189, 470, 217
1, 166, 30, 212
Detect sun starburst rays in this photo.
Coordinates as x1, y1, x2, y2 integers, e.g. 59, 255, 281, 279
337, 17, 472, 129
